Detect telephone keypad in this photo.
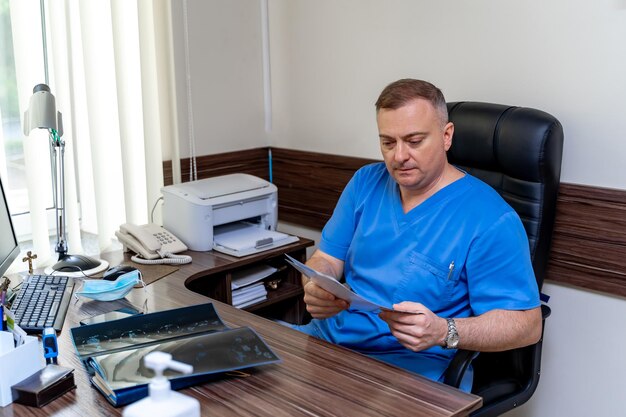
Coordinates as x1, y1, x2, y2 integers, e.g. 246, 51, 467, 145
154, 232, 175, 245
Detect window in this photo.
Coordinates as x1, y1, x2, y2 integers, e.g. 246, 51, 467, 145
0, 0, 26, 213
1, 0, 170, 270
0, 0, 53, 239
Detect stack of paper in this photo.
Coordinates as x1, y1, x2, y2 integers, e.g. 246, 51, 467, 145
232, 283, 268, 309
231, 264, 277, 309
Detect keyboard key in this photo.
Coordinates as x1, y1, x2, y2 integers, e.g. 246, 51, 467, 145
48, 302, 59, 317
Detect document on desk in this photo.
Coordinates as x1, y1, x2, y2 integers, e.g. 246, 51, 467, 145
285, 254, 418, 314
231, 264, 277, 290
70, 303, 280, 407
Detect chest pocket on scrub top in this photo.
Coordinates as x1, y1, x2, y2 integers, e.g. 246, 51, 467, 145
396, 251, 457, 312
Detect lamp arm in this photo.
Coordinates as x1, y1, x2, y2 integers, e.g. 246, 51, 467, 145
49, 130, 67, 258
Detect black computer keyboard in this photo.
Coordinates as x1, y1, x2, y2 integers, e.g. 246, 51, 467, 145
9, 274, 74, 333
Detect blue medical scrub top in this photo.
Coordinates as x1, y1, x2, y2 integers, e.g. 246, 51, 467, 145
295, 163, 539, 390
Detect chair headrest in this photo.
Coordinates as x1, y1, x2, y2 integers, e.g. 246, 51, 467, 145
447, 102, 563, 185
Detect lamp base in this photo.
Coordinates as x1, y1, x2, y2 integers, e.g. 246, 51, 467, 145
44, 254, 109, 277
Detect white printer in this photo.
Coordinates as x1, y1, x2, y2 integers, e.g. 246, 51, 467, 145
161, 173, 298, 257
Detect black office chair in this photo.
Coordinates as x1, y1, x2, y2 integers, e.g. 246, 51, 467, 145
443, 102, 564, 416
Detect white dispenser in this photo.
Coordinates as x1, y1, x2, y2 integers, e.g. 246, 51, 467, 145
123, 351, 200, 417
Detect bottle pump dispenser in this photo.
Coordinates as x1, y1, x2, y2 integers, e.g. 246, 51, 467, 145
123, 351, 200, 417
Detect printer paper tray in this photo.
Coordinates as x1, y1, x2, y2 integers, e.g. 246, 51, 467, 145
213, 222, 299, 257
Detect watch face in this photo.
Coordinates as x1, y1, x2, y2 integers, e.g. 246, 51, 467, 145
448, 334, 459, 348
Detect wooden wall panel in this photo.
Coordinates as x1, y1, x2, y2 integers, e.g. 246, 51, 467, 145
164, 148, 626, 298
270, 148, 378, 229
163, 148, 269, 186
546, 183, 626, 295
163, 160, 173, 186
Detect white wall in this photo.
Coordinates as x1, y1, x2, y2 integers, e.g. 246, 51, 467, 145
171, 0, 267, 159
174, 1, 626, 415
268, 0, 626, 189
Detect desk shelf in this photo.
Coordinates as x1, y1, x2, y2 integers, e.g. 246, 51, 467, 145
185, 238, 313, 324
245, 282, 302, 312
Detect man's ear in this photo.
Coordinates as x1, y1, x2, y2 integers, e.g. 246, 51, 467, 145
443, 122, 454, 151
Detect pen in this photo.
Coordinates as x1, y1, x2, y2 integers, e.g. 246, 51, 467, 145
447, 261, 455, 280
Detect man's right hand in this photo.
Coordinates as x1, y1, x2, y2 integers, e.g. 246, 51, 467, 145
303, 280, 350, 319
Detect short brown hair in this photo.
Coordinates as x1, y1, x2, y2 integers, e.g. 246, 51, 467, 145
375, 79, 448, 126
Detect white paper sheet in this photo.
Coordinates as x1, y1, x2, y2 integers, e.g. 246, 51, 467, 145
232, 284, 268, 306
284, 254, 419, 314
231, 264, 278, 290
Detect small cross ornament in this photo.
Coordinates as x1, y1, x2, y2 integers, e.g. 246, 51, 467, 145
22, 251, 37, 275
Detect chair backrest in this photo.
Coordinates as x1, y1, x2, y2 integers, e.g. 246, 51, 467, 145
445, 102, 564, 416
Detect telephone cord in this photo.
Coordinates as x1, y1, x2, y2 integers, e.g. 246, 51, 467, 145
130, 251, 192, 265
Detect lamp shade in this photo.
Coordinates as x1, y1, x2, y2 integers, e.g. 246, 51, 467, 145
23, 84, 63, 137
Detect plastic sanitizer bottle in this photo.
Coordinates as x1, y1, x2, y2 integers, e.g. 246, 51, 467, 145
123, 351, 200, 417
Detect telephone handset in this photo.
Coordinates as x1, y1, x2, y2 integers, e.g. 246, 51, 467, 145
115, 223, 192, 265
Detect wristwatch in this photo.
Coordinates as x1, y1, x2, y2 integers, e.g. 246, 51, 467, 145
443, 318, 459, 349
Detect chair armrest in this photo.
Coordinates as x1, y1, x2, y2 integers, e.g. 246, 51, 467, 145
443, 304, 551, 389
443, 349, 478, 388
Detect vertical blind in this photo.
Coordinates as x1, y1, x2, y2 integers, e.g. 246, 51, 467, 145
5, 0, 179, 270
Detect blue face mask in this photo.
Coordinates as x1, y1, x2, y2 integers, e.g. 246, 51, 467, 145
75, 270, 143, 302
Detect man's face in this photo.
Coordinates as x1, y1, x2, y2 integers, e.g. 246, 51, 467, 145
377, 99, 454, 195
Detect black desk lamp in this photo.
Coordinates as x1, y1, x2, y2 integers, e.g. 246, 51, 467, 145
23, 84, 108, 276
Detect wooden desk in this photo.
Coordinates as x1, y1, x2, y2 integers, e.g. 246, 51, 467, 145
2, 239, 482, 417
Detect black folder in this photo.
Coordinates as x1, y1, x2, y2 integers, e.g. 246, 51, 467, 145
70, 303, 280, 406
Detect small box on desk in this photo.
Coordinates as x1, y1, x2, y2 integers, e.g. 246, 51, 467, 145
0, 334, 44, 407
11, 365, 76, 408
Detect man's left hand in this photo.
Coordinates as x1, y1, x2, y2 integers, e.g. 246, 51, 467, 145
378, 302, 448, 352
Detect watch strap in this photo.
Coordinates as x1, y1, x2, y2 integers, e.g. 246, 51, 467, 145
444, 318, 459, 349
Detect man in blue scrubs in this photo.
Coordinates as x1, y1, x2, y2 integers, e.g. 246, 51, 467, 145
294, 79, 542, 390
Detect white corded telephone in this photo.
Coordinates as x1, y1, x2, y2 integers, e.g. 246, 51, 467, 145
115, 223, 192, 265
